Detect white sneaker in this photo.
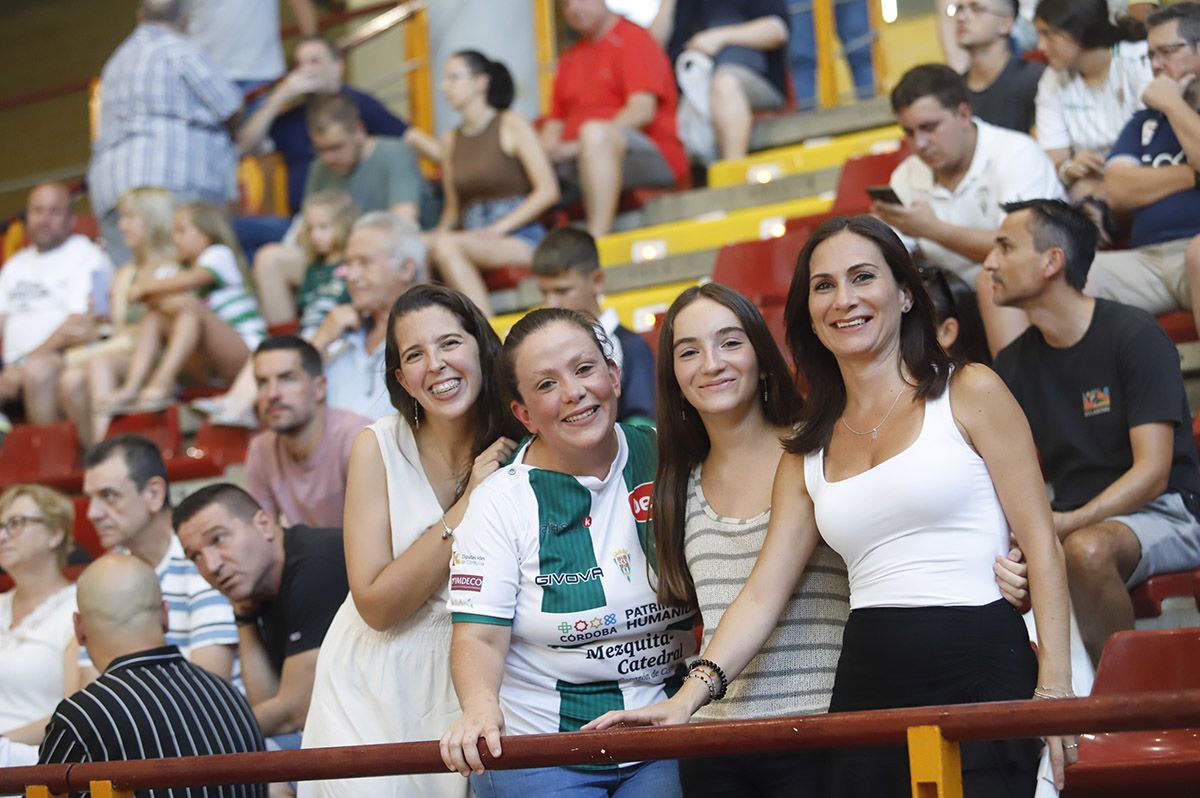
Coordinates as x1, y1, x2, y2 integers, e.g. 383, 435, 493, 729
191, 397, 226, 416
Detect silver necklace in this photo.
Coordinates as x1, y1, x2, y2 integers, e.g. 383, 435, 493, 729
841, 388, 906, 441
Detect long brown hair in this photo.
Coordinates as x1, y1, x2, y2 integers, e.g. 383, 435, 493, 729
783, 215, 953, 455
653, 284, 802, 608
383, 285, 523, 499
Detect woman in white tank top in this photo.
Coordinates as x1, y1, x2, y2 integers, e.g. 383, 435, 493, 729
588, 216, 1076, 797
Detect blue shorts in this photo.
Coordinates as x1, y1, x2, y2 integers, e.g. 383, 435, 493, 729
470, 759, 681, 798
462, 195, 545, 248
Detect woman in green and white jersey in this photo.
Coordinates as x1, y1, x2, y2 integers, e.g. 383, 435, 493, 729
441, 308, 693, 796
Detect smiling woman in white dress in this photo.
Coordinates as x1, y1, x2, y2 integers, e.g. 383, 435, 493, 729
299, 286, 521, 797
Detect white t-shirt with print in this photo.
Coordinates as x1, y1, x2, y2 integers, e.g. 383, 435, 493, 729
448, 424, 696, 745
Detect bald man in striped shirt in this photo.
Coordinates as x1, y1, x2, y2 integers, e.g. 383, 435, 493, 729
39, 554, 266, 797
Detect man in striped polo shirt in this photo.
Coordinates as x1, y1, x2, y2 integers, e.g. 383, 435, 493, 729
79, 435, 239, 683
39, 554, 266, 796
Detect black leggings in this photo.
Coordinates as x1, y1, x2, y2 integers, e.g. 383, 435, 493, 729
679, 749, 825, 797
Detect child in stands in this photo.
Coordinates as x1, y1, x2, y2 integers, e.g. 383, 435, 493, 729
102, 202, 265, 413
193, 191, 359, 425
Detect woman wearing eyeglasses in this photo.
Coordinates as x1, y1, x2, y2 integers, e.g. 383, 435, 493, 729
0, 485, 79, 766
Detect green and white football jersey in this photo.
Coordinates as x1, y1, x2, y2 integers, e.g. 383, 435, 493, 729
449, 424, 696, 743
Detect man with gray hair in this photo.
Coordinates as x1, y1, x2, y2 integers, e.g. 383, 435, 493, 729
312, 212, 425, 420
38, 554, 265, 796
89, 0, 242, 264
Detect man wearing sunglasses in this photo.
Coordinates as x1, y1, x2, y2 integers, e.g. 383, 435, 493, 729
1086, 3, 1200, 341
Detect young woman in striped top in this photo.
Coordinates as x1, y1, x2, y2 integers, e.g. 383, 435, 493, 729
650, 283, 849, 795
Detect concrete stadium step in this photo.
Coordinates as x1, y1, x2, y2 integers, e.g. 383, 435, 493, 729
636, 168, 839, 228
492, 278, 702, 338
749, 96, 896, 153
596, 194, 832, 268
708, 124, 904, 189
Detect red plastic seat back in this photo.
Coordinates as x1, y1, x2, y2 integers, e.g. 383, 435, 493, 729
1091, 628, 1200, 695
831, 148, 910, 216
712, 227, 811, 306
106, 405, 183, 461
71, 495, 105, 559
191, 422, 254, 469
0, 421, 80, 490
1158, 311, 1198, 343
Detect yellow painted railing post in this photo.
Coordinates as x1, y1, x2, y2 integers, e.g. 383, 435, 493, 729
88, 781, 134, 798
533, 0, 556, 116
813, 0, 838, 108
868, 0, 888, 97
25, 786, 62, 798
403, 4, 433, 135
908, 724, 963, 798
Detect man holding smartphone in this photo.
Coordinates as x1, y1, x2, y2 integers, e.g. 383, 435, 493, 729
0, 183, 113, 429
875, 64, 1062, 286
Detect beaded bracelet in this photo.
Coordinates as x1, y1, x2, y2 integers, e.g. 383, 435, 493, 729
1033, 686, 1075, 700
684, 670, 718, 703
691, 658, 729, 700
439, 516, 455, 540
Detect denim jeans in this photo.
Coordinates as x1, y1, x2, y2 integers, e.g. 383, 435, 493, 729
470, 759, 682, 798
788, 0, 876, 109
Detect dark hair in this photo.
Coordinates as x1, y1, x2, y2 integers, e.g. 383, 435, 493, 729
172, 483, 263, 533
255, 335, 323, 379
294, 35, 341, 62
531, 227, 601, 277
384, 285, 522, 495
891, 63, 971, 114
1001, 199, 1098, 290
499, 307, 614, 406
919, 265, 992, 365
307, 92, 361, 134
653, 284, 802, 608
84, 434, 170, 494
1000, 0, 1020, 18
783, 215, 954, 454
452, 49, 515, 111
1148, 2, 1200, 45
1035, 0, 1146, 48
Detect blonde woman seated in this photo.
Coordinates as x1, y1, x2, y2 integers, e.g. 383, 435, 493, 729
0, 485, 79, 767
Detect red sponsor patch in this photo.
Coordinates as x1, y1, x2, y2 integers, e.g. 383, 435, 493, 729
451, 574, 484, 592
628, 482, 653, 523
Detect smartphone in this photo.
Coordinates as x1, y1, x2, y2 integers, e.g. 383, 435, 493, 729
866, 185, 903, 205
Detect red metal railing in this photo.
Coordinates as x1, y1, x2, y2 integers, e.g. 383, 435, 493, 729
3, 690, 1199, 797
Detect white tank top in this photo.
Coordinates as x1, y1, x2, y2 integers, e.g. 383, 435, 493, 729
803, 382, 1007, 610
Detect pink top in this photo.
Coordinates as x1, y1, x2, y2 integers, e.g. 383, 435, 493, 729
245, 407, 369, 529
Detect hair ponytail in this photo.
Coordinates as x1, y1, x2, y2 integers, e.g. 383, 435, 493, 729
453, 49, 515, 111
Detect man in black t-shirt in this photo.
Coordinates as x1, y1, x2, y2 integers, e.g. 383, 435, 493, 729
174, 483, 349, 743
955, 0, 1043, 133
986, 199, 1200, 666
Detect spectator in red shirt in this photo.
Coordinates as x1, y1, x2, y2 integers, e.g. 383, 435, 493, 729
542, 0, 687, 238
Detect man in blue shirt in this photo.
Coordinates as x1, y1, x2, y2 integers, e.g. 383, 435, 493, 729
1088, 4, 1200, 336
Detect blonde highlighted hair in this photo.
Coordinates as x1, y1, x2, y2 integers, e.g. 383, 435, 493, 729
0, 484, 75, 566
298, 190, 359, 262
117, 187, 176, 265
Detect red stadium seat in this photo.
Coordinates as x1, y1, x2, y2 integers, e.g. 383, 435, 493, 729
1157, 311, 1198, 343
164, 421, 255, 483
638, 311, 666, 366
71, 495, 105, 559
484, 266, 533, 292
106, 405, 183, 461
1129, 569, 1200, 618
711, 227, 811, 306
0, 421, 82, 493
830, 147, 910, 216
1063, 629, 1200, 797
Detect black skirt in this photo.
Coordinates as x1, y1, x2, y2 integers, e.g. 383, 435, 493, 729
826, 599, 1041, 798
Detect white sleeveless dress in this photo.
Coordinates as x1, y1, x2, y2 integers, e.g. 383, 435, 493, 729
299, 413, 466, 798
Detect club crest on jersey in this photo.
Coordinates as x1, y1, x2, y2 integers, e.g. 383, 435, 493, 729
628, 482, 653, 522
612, 548, 632, 581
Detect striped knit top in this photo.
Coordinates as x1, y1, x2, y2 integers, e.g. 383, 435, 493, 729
686, 465, 850, 721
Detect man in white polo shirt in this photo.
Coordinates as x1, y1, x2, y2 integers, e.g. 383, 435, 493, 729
874, 64, 1064, 286
0, 183, 112, 426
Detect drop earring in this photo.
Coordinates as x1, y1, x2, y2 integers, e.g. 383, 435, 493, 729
762, 378, 769, 404
413, 402, 421, 430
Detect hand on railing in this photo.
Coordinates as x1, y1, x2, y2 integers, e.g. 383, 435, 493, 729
439, 704, 505, 777
1035, 684, 1080, 790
